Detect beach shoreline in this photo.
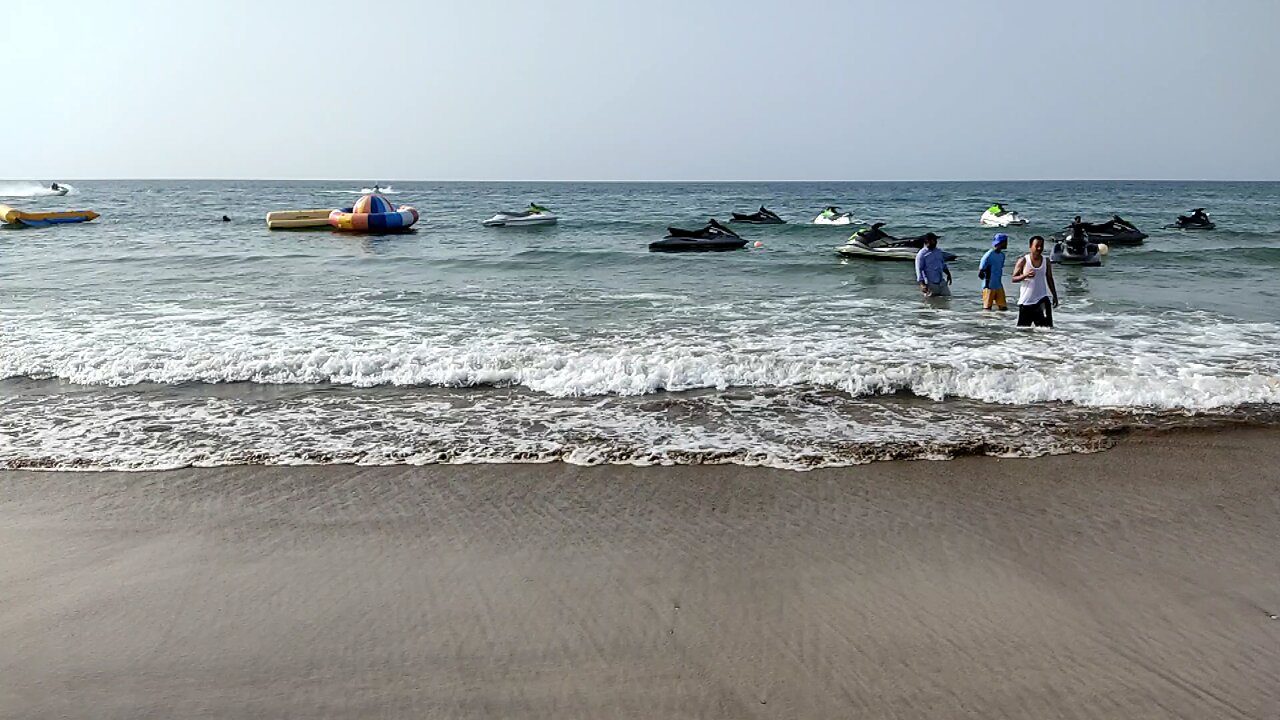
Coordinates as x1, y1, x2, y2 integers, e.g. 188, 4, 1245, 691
3, 426, 1278, 719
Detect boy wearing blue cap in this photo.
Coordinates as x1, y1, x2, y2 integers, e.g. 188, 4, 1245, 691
978, 234, 1009, 310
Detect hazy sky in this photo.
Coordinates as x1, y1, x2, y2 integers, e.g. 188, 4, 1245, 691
4, 0, 1278, 180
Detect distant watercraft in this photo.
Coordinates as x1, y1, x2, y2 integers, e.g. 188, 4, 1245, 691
812, 206, 856, 225
1165, 208, 1215, 230
980, 204, 1027, 227
482, 203, 558, 227
730, 206, 784, 224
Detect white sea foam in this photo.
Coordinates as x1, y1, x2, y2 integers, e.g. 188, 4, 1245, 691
2, 300, 1278, 411
0, 386, 1118, 471
0, 182, 76, 198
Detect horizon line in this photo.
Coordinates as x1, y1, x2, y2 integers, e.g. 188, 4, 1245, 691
11, 177, 1280, 184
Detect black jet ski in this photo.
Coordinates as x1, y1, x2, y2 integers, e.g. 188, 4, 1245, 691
1166, 208, 1215, 230
836, 223, 957, 261
1050, 224, 1103, 266
649, 219, 747, 252
729, 206, 785, 224
1054, 215, 1147, 246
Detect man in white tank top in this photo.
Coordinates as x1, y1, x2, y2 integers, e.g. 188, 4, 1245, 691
1011, 235, 1059, 327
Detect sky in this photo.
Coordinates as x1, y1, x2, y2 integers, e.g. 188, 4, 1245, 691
3, 0, 1279, 181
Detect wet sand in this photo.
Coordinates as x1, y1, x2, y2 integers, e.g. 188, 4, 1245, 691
2, 428, 1278, 719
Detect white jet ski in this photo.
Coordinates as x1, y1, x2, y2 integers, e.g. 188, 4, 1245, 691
481, 203, 558, 227
47, 183, 69, 196
812, 206, 857, 225
836, 240, 923, 260
980, 205, 1027, 227
835, 223, 957, 261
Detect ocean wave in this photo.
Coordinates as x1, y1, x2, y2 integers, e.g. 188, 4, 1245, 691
4, 383, 1275, 472
0, 387, 1119, 471
2, 304, 1278, 411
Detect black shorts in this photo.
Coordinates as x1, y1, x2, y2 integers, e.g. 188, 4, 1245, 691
1017, 297, 1053, 327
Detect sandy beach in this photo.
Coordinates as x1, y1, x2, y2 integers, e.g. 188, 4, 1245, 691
2, 427, 1278, 719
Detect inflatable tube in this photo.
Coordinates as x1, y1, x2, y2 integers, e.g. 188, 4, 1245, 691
266, 209, 333, 229
328, 194, 418, 233
0, 204, 99, 228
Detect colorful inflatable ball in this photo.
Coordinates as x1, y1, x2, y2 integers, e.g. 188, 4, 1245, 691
0, 204, 99, 228
328, 194, 419, 233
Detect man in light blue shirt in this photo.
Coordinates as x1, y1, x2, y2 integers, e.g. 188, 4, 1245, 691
978, 233, 1009, 310
915, 233, 952, 297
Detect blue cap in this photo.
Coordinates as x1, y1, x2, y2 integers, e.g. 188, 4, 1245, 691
992, 233, 1009, 247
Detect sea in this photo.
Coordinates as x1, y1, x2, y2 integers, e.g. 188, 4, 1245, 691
2, 179, 1278, 470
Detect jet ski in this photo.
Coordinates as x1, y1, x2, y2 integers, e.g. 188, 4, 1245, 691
1050, 225, 1104, 266
812, 206, 857, 225
482, 203, 558, 227
979, 204, 1027, 227
1166, 208, 1215, 230
1054, 215, 1147, 246
649, 219, 747, 252
47, 183, 68, 196
835, 223, 957, 261
730, 206, 785, 224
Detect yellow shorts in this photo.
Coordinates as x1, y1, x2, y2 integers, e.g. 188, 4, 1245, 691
983, 288, 1008, 310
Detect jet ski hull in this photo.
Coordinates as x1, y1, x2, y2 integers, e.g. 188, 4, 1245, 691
1054, 234, 1146, 248
1165, 222, 1215, 231
1050, 242, 1103, 267
836, 242, 957, 262
482, 212, 558, 227
1089, 231, 1145, 246
650, 237, 748, 252
49, 188, 69, 196
812, 213, 856, 225
980, 210, 1027, 227
1054, 229, 1145, 246
1057, 218, 1148, 246
730, 216, 784, 225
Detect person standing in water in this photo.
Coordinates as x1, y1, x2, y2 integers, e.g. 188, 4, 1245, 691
1011, 235, 1059, 327
978, 233, 1009, 311
914, 233, 952, 297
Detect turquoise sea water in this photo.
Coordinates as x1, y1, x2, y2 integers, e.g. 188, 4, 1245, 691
2, 180, 1278, 469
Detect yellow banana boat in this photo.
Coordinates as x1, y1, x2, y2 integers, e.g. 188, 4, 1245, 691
1, 204, 99, 228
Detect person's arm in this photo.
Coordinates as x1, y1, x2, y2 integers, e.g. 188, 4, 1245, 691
915, 250, 928, 288
943, 260, 952, 285
1046, 260, 1059, 306
1011, 256, 1030, 282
